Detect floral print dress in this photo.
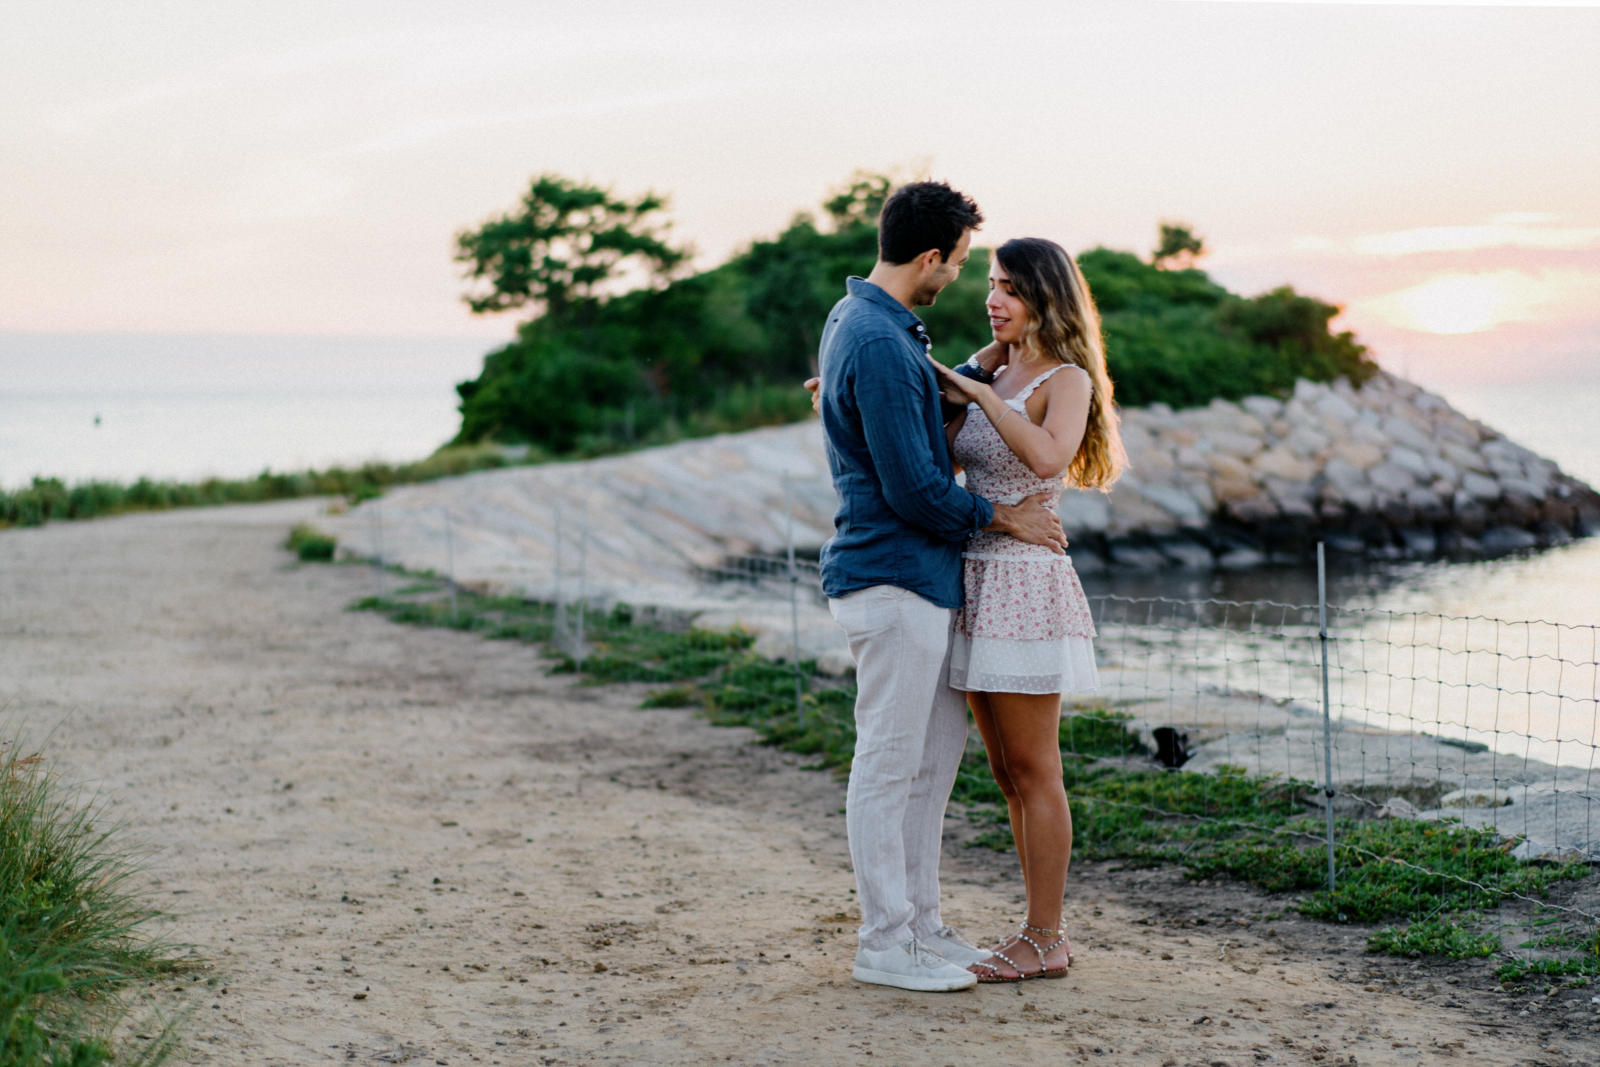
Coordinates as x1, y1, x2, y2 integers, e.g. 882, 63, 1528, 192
950, 364, 1099, 695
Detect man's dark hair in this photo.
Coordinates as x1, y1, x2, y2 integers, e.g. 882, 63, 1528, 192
877, 181, 983, 265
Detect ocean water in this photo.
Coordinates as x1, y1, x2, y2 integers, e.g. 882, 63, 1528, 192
0, 332, 490, 488
1, 387, 467, 487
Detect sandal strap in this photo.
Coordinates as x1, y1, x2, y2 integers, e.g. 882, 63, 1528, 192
974, 949, 1023, 975
1021, 922, 1068, 955
1007, 924, 1070, 967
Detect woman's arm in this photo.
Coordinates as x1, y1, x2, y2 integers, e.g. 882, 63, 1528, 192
1019, 367, 1091, 478
970, 340, 1010, 375
929, 359, 1090, 479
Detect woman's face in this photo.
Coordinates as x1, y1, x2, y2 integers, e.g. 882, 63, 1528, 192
986, 258, 1030, 346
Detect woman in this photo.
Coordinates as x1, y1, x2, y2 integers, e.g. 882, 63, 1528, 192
929, 237, 1125, 982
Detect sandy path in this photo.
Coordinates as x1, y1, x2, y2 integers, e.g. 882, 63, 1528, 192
1, 502, 1593, 1065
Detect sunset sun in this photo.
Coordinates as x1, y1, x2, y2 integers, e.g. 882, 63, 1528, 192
1393, 275, 1505, 335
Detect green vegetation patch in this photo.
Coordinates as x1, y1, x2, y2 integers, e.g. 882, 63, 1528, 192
285, 524, 337, 562
1368, 917, 1499, 959
1, 741, 185, 1064
2, 443, 521, 530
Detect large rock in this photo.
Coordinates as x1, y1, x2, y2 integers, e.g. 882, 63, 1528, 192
1480, 526, 1539, 556
1441, 441, 1491, 476
1208, 453, 1253, 482
1264, 477, 1317, 520
1404, 487, 1449, 524
1135, 448, 1178, 481
1106, 539, 1170, 569
1381, 415, 1434, 453
1142, 485, 1209, 526
1387, 446, 1433, 482
1368, 462, 1419, 497
1240, 395, 1283, 421
1207, 429, 1266, 459
1211, 472, 1262, 504
1329, 440, 1385, 471
1108, 490, 1179, 534
1059, 491, 1111, 533
1159, 537, 1216, 569
1118, 423, 1159, 463
1253, 446, 1316, 483
1321, 457, 1368, 501
1398, 527, 1438, 558
1285, 425, 1331, 459
1224, 494, 1281, 525
1450, 492, 1491, 534
1459, 471, 1501, 501
1311, 389, 1360, 425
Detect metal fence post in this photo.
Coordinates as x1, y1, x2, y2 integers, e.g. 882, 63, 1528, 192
370, 501, 386, 597
575, 524, 587, 672
1318, 541, 1336, 892
554, 503, 566, 645
784, 475, 804, 721
443, 508, 458, 624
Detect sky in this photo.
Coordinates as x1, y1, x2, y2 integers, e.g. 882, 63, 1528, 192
3, 0, 1598, 391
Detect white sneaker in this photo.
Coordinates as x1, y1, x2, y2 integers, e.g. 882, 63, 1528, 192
916, 924, 989, 967
853, 938, 977, 991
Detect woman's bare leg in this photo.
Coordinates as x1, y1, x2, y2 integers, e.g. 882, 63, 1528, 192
971, 691, 1072, 977
968, 692, 1027, 882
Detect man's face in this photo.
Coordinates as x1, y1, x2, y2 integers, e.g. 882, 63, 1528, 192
912, 229, 973, 307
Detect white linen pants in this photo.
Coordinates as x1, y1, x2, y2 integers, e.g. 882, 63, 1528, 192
828, 585, 970, 950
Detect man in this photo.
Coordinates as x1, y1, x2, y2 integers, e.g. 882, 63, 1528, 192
814, 181, 1068, 992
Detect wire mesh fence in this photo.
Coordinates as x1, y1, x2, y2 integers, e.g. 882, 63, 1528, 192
346, 496, 1599, 981
1079, 587, 1599, 977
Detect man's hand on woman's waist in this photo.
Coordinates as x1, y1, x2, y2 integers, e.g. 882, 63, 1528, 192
987, 491, 1069, 554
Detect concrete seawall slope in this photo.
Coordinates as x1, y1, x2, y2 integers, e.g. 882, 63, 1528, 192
321, 370, 1598, 595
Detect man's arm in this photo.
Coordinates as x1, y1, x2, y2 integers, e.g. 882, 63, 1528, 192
810, 348, 998, 419
988, 493, 1068, 553
853, 341, 994, 542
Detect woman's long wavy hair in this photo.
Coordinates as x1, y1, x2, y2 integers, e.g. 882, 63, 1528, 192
995, 237, 1126, 490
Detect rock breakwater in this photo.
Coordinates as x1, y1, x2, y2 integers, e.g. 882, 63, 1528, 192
1060, 370, 1599, 571
321, 371, 1595, 595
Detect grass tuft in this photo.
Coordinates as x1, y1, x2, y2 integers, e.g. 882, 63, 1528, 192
0, 739, 186, 1064
1, 443, 529, 529
285, 524, 337, 562
1368, 917, 1499, 959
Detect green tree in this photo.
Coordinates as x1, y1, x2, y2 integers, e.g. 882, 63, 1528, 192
1152, 221, 1205, 270
450, 179, 1378, 456
454, 174, 687, 323
1076, 248, 1377, 408
821, 171, 892, 229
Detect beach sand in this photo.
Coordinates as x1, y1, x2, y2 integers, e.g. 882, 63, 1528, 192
2, 500, 1595, 1065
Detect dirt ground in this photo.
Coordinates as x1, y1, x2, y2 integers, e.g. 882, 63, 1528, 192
2, 500, 1597, 1066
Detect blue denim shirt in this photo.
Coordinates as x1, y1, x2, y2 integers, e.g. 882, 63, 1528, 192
817, 277, 995, 608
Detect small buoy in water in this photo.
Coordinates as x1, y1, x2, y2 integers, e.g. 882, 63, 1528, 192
93, 413, 102, 426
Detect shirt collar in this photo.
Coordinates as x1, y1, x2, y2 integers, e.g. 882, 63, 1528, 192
846, 277, 932, 355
